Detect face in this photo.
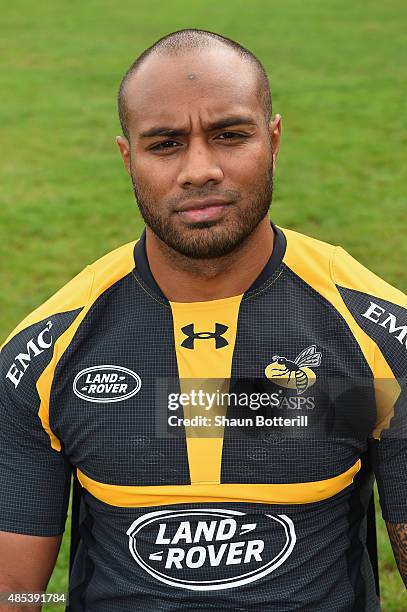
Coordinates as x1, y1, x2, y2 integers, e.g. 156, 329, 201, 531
117, 46, 281, 259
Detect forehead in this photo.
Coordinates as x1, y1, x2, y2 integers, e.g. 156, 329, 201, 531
124, 47, 262, 132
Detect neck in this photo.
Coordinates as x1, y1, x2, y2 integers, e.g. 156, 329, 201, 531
145, 217, 275, 302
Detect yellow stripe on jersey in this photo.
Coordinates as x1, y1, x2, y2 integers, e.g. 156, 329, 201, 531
1, 266, 94, 350
77, 459, 361, 507
332, 245, 405, 438
36, 242, 137, 450
281, 227, 401, 439
333, 246, 407, 310
170, 295, 243, 484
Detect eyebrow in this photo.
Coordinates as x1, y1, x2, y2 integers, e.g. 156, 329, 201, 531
139, 115, 257, 138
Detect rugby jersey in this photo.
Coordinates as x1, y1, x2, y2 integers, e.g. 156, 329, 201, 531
1, 221, 406, 611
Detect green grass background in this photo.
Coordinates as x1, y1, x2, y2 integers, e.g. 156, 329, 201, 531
0, 0, 406, 609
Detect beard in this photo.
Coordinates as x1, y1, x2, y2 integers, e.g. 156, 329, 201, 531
130, 159, 273, 260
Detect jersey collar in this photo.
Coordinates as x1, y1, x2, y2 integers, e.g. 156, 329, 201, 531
133, 220, 286, 303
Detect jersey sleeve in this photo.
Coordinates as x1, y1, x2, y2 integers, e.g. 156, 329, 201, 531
332, 246, 407, 522
0, 266, 93, 535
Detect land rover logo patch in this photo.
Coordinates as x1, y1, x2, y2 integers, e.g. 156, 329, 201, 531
127, 508, 296, 590
73, 365, 141, 403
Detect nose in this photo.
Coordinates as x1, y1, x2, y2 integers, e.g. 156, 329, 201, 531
177, 138, 224, 188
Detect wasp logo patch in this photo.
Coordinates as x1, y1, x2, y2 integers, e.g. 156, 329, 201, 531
181, 323, 229, 349
265, 345, 322, 394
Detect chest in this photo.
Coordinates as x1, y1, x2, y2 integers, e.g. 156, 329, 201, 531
49, 290, 375, 486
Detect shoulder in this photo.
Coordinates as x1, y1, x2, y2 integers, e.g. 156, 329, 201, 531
332, 244, 407, 381
1, 241, 136, 393
2, 241, 136, 351
332, 245, 407, 311
280, 225, 407, 382
281, 224, 406, 308
281, 224, 406, 297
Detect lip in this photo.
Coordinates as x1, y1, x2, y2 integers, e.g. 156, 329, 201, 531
175, 198, 232, 212
177, 205, 228, 223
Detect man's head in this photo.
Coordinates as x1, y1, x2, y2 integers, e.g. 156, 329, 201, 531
116, 29, 281, 259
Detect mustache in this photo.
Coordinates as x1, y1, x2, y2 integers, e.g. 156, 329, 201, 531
130, 175, 240, 208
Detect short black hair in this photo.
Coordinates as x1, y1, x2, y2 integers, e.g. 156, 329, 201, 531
117, 28, 272, 141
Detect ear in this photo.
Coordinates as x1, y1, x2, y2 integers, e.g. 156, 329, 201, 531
116, 136, 131, 175
268, 114, 282, 171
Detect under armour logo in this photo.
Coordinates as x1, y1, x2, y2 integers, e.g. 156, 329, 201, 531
180, 323, 229, 349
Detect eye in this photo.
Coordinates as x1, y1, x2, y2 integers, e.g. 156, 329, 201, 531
150, 140, 180, 151
216, 131, 246, 140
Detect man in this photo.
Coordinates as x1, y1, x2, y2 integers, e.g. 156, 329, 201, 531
0, 28, 406, 612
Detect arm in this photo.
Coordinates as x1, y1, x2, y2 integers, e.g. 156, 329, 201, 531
0, 265, 93, 610
0, 532, 61, 611
0, 333, 71, 610
385, 522, 407, 588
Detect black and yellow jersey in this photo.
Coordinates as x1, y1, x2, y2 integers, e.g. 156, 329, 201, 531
1, 222, 406, 611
